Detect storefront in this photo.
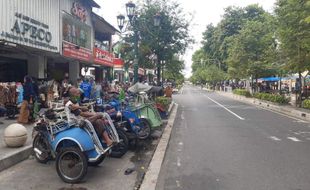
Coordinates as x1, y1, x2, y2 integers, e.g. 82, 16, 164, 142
91, 12, 119, 82
57, 0, 99, 83
0, 0, 60, 82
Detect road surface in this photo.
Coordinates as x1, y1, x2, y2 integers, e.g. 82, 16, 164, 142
156, 85, 310, 190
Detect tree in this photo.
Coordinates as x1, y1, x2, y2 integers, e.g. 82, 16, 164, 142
275, 0, 310, 105
227, 13, 277, 83
275, 0, 310, 73
122, 0, 193, 85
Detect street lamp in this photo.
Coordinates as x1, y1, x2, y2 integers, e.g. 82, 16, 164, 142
117, 1, 161, 84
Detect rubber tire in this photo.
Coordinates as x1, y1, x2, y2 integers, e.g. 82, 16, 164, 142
110, 129, 129, 158
56, 147, 88, 184
88, 155, 106, 167
137, 119, 151, 140
33, 135, 51, 164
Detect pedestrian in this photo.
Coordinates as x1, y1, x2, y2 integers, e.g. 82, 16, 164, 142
80, 78, 92, 101
18, 76, 36, 124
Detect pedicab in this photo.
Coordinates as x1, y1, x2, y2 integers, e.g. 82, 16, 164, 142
127, 83, 163, 129
32, 109, 126, 183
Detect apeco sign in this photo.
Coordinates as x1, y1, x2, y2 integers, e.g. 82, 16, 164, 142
71, 2, 87, 22
0, 12, 57, 51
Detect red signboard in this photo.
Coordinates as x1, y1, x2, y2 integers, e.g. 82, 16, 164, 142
93, 48, 114, 67
63, 41, 92, 62
113, 58, 124, 68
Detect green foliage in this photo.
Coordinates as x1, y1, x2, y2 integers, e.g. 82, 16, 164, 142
302, 99, 310, 109
232, 89, 252, 97
121, 0, 193, 76
275, 0, 310, 73
253, 93, 290, 104
190, 64, 227, 85
155, 96, 172, 111
227, 11, 277, 79
164, 56, 185, 83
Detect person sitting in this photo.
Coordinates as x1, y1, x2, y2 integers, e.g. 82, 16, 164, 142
64, 87, 113, 146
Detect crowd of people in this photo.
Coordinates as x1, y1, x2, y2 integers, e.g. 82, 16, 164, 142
0, 73, 175, 126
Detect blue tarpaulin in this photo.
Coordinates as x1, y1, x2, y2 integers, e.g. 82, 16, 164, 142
260, 77, 280, 82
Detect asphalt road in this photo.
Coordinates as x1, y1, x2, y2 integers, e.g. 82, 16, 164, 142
156, 85, 310, 190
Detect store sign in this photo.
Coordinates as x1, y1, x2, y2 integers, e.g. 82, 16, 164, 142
113, 58, 124, 68
94, 48, 114, 67
63, 41, 92, 62
71, 2, 87, 22
0, 12, 58, 51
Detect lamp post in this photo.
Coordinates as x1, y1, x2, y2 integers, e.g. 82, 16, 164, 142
117, 1, 161, 84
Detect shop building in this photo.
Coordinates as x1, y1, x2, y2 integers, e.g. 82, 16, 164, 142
57, 0, 100, 83
0, 0, 123, 85
0, 0, 60, 82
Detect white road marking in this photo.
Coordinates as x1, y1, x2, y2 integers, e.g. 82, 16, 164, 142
178, 142, 183, 146
176, 180, 181, 187
181, 111, 185, 120
205, 95, 245, 120
177, 157, 181, 167
270, 136, 281, 141
294, 131, 310, 135
287, 137, 302, 142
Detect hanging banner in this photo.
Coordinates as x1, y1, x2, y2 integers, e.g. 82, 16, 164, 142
93, 48, 114, 67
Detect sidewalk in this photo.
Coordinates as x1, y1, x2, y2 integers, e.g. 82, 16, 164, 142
0, 117, 33, 172
215, 90, 310, 122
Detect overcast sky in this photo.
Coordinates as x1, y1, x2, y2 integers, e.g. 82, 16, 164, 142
94, 0, 276, 78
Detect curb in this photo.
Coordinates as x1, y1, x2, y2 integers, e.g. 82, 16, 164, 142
0, 145, 32, 172
216, 91, 310, 122
167, 101, 175, 115
139, 103, 178, 190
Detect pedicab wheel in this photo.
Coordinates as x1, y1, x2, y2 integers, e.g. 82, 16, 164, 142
110, 129, 129, 158
137, 119, 151, 140
56, 147, 88, 183
33, 135, 50, 164
88, 155, 106, 167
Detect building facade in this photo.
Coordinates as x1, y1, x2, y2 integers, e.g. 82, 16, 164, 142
0, 0, 119, 84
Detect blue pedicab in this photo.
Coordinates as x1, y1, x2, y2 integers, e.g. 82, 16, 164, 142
32, 109, 121, 183
95, 98, 152, 141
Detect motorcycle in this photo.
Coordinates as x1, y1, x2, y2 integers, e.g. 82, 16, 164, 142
32, 109, 127, 183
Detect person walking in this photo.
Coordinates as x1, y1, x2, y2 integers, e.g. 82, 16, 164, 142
18, 76, 36, 124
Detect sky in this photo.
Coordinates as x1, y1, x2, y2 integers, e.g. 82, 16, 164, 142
93, 0, 276, 78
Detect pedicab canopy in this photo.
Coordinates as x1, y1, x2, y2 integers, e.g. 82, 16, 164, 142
128, 83, 152, 93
